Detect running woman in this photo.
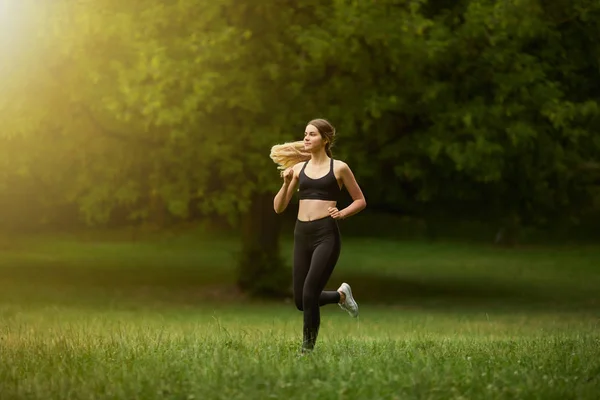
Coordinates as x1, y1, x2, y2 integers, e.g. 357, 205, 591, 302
271, 118, 367, 352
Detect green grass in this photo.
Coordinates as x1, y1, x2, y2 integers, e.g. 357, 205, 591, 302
1, 304, 599, 399
1, 231, 600, 399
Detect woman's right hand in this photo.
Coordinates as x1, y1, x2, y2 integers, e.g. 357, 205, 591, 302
282, 167, 294, 185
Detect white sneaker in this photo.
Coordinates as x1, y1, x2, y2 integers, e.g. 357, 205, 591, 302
338, 282, 359, 318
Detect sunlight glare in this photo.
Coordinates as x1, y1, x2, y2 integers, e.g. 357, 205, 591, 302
1, 0, 23, 65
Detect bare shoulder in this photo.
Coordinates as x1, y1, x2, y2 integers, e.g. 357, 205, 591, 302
333, 159, 350, 173
292, 161, 305, 176
292, 161, 305, 171
333, 159, 352, 183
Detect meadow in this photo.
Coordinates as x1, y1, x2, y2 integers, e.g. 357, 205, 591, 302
1, 230, 599, 399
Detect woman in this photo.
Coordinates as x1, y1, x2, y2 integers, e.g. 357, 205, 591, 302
271, 118, 367, 353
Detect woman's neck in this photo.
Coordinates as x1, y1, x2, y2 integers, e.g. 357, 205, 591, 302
310, 150, 329, 166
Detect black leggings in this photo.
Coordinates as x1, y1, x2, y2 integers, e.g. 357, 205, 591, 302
293, 216, 342, 349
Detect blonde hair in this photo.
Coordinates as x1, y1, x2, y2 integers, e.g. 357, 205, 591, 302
270, 119, 336, 172
269, 141, 311, 171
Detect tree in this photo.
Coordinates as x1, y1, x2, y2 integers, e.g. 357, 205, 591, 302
2, 0, 425, 294
333, 0, 600, 241
2, 0, 600, 271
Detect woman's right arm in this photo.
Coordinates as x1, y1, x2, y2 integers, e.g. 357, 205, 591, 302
274, 165, 299, 214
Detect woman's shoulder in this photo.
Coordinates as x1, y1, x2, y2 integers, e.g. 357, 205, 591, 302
292, 161, 306, 169
332, 159, 351, 180
332, 158, 349, 170
291, 161, 306, 175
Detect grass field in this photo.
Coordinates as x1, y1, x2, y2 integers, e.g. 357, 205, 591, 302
1, 230, 599, 399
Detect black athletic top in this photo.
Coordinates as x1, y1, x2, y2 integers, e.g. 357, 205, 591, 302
298, 158, 341, 201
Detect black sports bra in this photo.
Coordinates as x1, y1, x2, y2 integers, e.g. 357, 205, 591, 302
298, 158, 341, 201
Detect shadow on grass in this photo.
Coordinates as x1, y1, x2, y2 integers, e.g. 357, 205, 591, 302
0, 263, 241, 307
1, 264, 597, 312
1, 263, 231, 287
332, 272, 530, 303
330, 271, 599, 312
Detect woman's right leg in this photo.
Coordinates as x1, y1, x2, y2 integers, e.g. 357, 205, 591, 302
292, 230, 311, 313
293, 226, 316, 351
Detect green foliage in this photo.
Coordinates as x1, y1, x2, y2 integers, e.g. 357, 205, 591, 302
1, 0, 600, 235
338, 0, 600, 228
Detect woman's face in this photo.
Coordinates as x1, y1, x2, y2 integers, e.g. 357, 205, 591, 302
304, 124, 326, 152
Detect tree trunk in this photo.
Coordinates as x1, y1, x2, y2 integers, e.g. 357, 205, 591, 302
237, 191, 289, 298
145, 191, 168, 231
495, 213, 521, 247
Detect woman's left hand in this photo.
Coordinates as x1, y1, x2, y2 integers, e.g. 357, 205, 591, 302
328, 207, 345, 220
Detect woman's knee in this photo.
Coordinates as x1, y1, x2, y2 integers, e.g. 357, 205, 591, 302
295, 298, 304, 311
302, 291, 319, 309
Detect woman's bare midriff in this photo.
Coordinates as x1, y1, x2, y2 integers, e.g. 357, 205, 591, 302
297, 199, 337, 221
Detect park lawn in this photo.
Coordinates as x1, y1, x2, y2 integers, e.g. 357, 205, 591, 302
0, 231, 599, 308
1, 302, 599, 400
0, 232, 599, 399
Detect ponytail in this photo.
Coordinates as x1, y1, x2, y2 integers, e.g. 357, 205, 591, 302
270, 140, 311, 171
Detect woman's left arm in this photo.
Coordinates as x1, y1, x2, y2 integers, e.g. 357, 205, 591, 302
332, 161, 367, 219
